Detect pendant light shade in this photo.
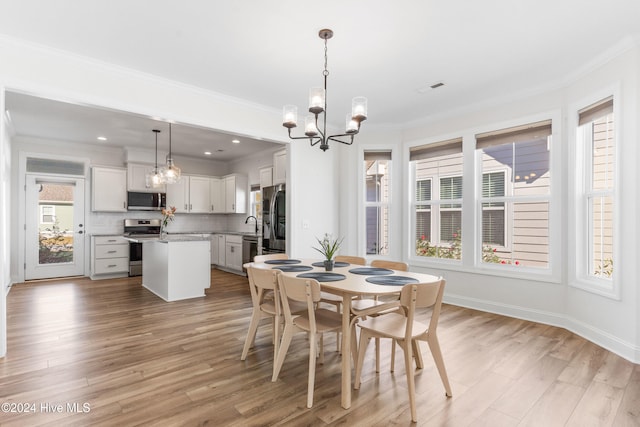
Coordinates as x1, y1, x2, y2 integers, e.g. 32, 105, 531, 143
159, 122, 181, 184
146, 129, 163, 188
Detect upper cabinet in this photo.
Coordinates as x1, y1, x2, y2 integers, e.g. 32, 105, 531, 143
166, 173, 247, 214
259, 167, 273, 189
224, 174, 248, 214
127, 163, 166, 192
273, 148, 287, 185
92, 166, 127, 212
210, 177, 224, 213
188, 176, 211, 213
166, 175, 210, 214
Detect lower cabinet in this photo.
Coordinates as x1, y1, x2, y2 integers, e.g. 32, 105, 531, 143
91, 235, 129, 279
211, 234, 243, 274
225, 235, 243, 272
211, 234, 226, 266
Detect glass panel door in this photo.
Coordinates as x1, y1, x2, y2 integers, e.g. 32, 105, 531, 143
25, 175, 85, 280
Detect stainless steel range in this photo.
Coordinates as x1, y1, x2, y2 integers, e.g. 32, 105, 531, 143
124, 219, 161, 276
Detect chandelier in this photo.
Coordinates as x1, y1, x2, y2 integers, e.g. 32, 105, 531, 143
282, 29, 367, 152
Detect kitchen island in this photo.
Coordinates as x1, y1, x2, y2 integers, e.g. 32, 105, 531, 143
126, 235, 211, 302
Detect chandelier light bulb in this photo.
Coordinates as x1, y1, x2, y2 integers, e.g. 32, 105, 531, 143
282, 105, 298, 128
305, 116, 319, 136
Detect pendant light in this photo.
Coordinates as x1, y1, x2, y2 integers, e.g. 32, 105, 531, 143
159, 122, 181, 184
146, 129, 163, 188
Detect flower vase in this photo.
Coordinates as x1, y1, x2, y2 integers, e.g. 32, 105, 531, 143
160, 224, 167, 240
324, 259, 335, 271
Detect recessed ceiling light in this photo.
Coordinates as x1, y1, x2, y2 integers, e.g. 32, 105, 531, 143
204, 151, 212, 155
232, 139, 240, 144
97, 136, 107, 141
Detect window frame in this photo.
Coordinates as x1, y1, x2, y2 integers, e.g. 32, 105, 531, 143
476, 125, 552, 271
570, 92, 620, 299
40, 205, 55, 225
409, 138, 464, 264
363, 151, 392, 256
481, 169, 508, 249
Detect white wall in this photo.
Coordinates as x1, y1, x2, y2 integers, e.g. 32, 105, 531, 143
0, 93, 11, 357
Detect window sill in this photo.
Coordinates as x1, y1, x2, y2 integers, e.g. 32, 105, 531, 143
569, 277, 619, 300
409, 256, 561, 284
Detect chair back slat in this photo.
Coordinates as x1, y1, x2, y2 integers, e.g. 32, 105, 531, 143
371, 259, 408, 271
249, 266, 278, 291
335, 255, 366, 265
278, 275, 321, 303
399, 279, 442, 309
254, 253, 288, 263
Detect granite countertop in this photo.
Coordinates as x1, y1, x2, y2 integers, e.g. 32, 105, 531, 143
123, 235, 211, 243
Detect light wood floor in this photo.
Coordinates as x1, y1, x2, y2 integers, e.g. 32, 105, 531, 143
1, 270, 638, 426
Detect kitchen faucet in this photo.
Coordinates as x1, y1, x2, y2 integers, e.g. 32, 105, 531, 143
245, 215, 258, 234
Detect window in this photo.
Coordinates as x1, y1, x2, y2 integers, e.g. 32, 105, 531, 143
249, 185, 261, 221
482, 171, 506, 246
364, 151, 391, 255
411, 139, 463, 260
578, 97, 614, 280
40, 205, 55, 224
476, 120, 552, 268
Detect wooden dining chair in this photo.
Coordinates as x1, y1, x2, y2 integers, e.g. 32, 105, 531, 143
354, 278, 452, 423
253, 253, 288, 263
241, 265, 281, 364
272, 274, 342, 408
350, 259, 409, 369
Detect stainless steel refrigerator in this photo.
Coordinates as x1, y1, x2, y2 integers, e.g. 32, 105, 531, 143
262, 184, 286, 253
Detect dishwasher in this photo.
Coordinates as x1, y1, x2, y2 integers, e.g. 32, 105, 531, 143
242, 235, 259, 268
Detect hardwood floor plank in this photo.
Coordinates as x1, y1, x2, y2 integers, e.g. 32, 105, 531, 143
0, 270, 638, 426
613, 364, 640, 426
518, 380, 586, 427
490, 355, 568, 420
565, 381, 625, 426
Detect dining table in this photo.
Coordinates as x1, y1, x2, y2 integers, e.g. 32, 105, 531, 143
250, 258, 440, 409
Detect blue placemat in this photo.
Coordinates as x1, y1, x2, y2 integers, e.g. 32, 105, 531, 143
272, 265, 313, 272
311, 261, 350, 268
349, 267, 394, 276
264, 259, 301, 265
297, 272, 346, 282
365, 276, 419, 286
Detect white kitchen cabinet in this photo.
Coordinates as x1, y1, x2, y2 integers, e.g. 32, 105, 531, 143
225, 235, 243, 271
127, 163, 166, 192
273, 149, 287, 185
211, 234, 225, 265
210, 178, 224, 213
90, 235, 129, 279
166, 175, 211, 213
166, 176, 189, 212
188, 176, 211, 213
259, 167, 273, 188
92, 166, 127, 212
224, 174, 248, 213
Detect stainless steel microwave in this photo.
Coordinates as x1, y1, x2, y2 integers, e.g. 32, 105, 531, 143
127, 192, 166, 211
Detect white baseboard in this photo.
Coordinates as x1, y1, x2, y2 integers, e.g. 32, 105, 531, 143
444, 293, 640, 364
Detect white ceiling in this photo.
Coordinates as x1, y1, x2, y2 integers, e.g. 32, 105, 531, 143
1, 0, 639, 160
